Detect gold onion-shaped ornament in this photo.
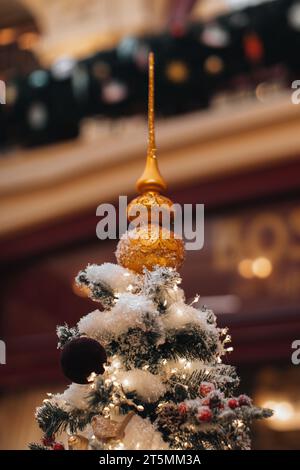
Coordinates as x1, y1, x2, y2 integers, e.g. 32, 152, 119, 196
116, 53, 185, 274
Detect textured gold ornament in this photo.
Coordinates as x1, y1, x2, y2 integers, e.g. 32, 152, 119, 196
68, 434, 89, 450
127, 191, 175, 224
91, 411, 135, 443
116, 224, 185, 273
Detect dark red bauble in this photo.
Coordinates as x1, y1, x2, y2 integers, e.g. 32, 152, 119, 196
238, 394, 252, 407
60, 337, 107, 384
52, 443, 65, 450
228, 398, 239, 409
199, 382, 215, 397
178, 402, 187, 415
197, 406, 212, 423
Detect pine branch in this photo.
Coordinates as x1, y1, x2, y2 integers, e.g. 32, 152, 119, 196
28, 443, 49, 451
76, 270, 116, 308
176, 365, 239, 398
57, 323, 79, 349
160, 325, 219, 362
142, 267, 181, 307
36, 401, 97, 437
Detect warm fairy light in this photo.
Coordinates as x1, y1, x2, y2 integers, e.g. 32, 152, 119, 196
123, 272, 130, 277
0, 28, 15, 46
226, 347, 234, 352
111, 356, 121, 369
252, 257, 272, 279
122, 378, 130, 387
238, 257, 273, 279
114, 442, 124, 450
127, 284, 133, 292
236, 419, 244, 428
238, 259, 254, 279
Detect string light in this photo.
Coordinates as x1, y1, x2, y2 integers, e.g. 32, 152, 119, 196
111, 356, 121, 369
114, 442, 124, 450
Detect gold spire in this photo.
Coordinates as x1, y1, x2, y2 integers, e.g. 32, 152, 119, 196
136, 52, 167, 194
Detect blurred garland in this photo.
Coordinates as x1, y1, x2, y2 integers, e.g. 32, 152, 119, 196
1, 0, 300, 149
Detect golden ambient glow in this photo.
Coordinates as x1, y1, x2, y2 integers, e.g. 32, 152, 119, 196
262, 399, 300, 431
252, 257, 273, 278
18, 32, 39, 50
238, 258, 254, 279
0, 28, 15, 46
238, 257, 273, 279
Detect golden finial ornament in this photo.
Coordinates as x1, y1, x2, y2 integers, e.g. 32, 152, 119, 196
116, 53, 185, 274
136, 52, 167, 194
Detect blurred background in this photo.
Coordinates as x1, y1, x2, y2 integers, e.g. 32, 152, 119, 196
1, 0, 300, 450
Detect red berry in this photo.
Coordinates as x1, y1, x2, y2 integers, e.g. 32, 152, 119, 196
42, 434, 55, 447
238, 394, 252, 407
197, 406, 212, 422
52, 443, 65, 450
199, 382, 215, 397
178, 402, 187, 415
228, 398, 239, 409
201, 397, 210, 406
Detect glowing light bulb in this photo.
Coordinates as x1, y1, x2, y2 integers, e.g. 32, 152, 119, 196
238, 259, 254, 279
252, 257, 272, 279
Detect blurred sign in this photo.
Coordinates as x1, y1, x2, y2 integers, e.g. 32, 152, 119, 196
184, 199, 300, 314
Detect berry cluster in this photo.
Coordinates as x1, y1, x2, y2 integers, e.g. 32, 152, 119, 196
177, 382, 252, 423
42, 434, 65, 450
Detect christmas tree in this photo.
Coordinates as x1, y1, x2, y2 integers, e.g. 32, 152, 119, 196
31, 53, 272, 451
